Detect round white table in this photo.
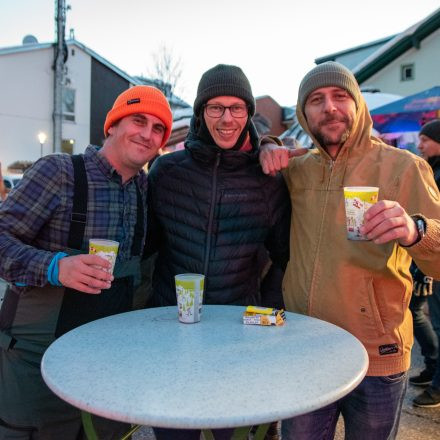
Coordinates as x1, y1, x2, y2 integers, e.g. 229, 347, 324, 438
41, 305, 368, 438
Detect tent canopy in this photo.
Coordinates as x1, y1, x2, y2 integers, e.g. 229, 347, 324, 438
370, 86, 440, 133
370, 86, 440, 115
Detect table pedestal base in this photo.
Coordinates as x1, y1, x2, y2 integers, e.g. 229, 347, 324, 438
81, 412, 270, 440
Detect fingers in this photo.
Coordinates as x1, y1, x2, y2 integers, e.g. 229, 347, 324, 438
363, 205, 405, 236
65, 280, 104, 295
260, 148, 291, 175
80, 254, 112, 271
361, 200, 417, 245
58, 254, 114, 294
288, 148, 308, 158
366, 223, 408, 245
272, 150, 289, 172
81, 264, 113, 284
260, 150, 277, 175
364, 200, 399, 221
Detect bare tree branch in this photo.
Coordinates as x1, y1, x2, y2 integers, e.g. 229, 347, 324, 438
148, 44, 184, 99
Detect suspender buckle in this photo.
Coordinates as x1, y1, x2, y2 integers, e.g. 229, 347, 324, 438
71, 212, 87, 223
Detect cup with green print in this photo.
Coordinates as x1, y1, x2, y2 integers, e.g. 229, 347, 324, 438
89, 239, 119, 274
175, 274, 205, 323
343, 187, 379, 240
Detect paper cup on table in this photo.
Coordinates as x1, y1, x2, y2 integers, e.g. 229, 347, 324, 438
343, 187, 379, 240
89, 239, 119, 274
175, 274, 205, 323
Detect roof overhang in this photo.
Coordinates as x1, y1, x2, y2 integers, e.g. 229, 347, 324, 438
354, 8, 440, 83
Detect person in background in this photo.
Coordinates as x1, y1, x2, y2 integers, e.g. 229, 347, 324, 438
0, 86, 172, 439
410, 119, 440, 408
259, 62, 440, 439
146, 64, 292, 439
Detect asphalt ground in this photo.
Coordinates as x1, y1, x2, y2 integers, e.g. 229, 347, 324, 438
1, 278, 439, 439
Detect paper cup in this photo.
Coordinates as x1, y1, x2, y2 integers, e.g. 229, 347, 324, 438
343, 187, 379, 240
89, 239, 119, 274
175, 274, 205, 324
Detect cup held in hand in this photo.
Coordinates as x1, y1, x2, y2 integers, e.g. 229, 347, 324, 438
89, 239, 119, 274
343, 187, 379, 240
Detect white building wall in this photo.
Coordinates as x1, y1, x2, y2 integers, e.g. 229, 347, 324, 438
62, 45, 91, 155
0, 47, 54, 170
0, 44, 92, 172
361, 29, 440, 96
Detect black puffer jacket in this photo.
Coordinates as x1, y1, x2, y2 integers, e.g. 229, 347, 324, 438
428, 155, 440, 186
146, 120, 290, 307
410, 155, 440, 285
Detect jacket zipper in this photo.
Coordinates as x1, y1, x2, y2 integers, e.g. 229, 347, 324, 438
203, 153, 221, 276
308, 159, 334, 313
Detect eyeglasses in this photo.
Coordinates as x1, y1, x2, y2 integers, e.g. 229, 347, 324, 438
204, 104, 249, 118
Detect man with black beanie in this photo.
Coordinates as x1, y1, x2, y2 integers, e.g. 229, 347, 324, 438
145, 64, 291, 439
410, 119, 440, 408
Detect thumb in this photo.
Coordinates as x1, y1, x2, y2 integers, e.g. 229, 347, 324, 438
81, 253, 111, 267
288, 148, 308, 158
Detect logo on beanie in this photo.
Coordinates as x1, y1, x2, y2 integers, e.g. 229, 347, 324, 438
127, 98, 140, 105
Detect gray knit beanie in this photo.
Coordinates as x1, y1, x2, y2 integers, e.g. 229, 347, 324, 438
298, 61, 361, 111
420, 119, 440, 143
193, 64, 255, 116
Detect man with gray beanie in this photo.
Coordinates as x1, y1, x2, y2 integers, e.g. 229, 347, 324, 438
260, 62, 440, 439
145, 64, 291, 439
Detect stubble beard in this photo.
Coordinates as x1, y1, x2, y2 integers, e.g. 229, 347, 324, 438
312, 128, 351, 149
310, 116, 352, 149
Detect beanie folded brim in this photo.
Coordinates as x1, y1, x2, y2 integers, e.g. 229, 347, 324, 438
298, 62, 361, 111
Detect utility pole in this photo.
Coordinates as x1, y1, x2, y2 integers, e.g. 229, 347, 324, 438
53, 0, 67, 153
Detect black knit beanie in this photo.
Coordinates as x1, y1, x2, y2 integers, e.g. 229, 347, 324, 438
298, 61, 361, 111
420, 119, 440, 143
193, 64, 256, 116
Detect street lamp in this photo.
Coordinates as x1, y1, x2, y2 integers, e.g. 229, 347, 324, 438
37, 132, 47, 158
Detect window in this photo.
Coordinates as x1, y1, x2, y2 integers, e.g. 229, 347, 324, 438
61, 139, 75, 154
62, 88, 76, 122
401, 64, 414, 81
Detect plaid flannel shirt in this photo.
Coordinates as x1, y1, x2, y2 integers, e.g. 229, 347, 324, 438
0, 145, 147, 287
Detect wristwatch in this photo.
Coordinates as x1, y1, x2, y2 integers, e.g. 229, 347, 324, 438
413, 216, 426, 243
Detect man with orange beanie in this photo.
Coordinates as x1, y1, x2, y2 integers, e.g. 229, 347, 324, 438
0, 85, 172, 439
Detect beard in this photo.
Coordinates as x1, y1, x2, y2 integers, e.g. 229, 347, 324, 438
310, 115, 352, 148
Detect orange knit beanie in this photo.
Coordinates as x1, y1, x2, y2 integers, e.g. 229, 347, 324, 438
104, 86, 173, 147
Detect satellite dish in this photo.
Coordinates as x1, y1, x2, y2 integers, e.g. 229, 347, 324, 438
22, 35, 38, 45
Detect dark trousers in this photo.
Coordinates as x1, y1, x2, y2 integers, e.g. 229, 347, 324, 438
282, 373, 408, 440
428, 282, 440, 389
0, 415, 129, 440
409, 294, 438, 374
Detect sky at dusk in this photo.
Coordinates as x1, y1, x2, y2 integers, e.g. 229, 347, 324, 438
1, 1, 439, 106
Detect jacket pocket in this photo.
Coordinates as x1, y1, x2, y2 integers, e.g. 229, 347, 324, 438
364, 277, 386, 336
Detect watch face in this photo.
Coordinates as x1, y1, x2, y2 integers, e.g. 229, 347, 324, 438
416, 219, 426, 238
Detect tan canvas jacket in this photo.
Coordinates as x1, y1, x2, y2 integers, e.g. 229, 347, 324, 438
282, 96, 440, 376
